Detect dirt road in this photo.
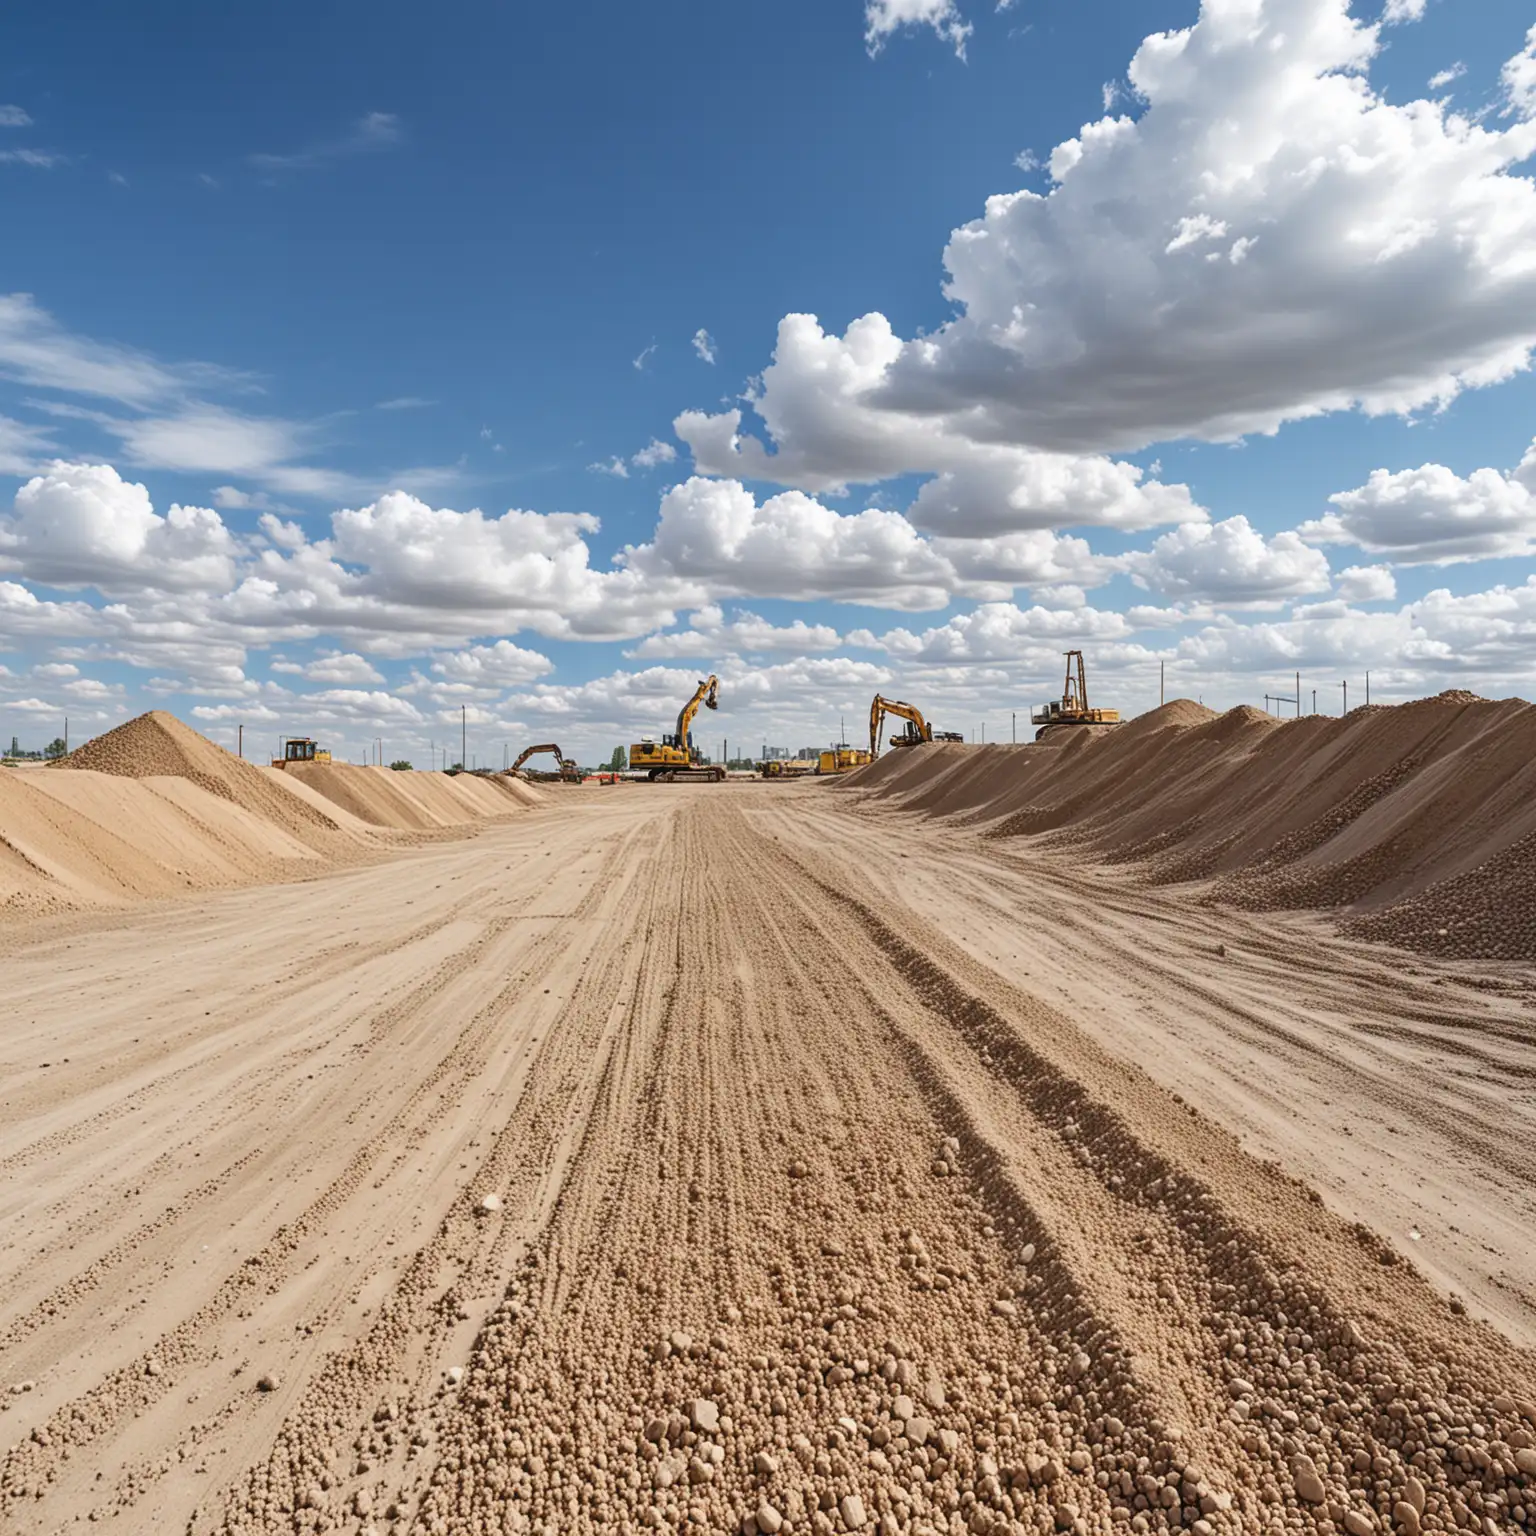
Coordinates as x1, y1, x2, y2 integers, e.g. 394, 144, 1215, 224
2, 786, 1534, 1535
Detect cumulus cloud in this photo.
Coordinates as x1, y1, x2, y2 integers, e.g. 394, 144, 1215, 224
270, 651, 386, 685
865, 0, 972, 58
675, 313, 1204, 537
626, 604, 842, 659
0, 462, 240, 594
1381, 0, 1426, 23
0, 105, 32, 128
631, 438, 678, 469
621, 476, 1009, 611
692, 329, 716, 364
427, 640, 555, 690
1128, 516, 1333, 606
1503, 24, 1536, 118
692, 1, 1536, 478
1428, 63, 1466, 91
865, 601, 1133, 664
1335, 565, 1397, 602
1302, 457, 1536, 563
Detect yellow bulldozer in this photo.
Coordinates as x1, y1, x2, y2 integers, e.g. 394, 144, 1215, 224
816, 745, 871, 775
630, 675, 727, 782
1030, 650, 1121, 742
508, 743, 581, 783
270, 737, 332, 769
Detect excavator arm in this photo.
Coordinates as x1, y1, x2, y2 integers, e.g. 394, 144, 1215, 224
511, 743, 569, 774
869, 695, 930, 756
674, 674, 720, 754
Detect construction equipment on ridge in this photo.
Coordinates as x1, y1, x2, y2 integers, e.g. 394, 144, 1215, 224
868, 696, 965, 757
817, 744, 872, 776
270, 737, 332, 769
630, 675, 727, 782
508, 743, 581, 783
1030, 650, 1122, 742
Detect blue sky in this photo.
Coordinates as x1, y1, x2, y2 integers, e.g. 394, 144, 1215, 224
3, 0, 1536, 766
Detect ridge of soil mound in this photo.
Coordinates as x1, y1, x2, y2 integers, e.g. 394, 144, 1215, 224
55, 710, 341, 840
2, 712, 543, 921
843, 693, 1536, 960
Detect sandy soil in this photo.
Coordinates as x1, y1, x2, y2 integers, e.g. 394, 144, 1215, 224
2, 786, 1534, 1535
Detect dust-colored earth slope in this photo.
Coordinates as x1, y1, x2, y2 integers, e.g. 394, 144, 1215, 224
1, 789, 1533, 1536
0, 713, 539, 919
843, 693, 1536, 960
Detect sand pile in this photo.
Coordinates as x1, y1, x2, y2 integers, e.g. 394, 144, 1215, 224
844, 693, 1536, 960
1, 712, 541, 921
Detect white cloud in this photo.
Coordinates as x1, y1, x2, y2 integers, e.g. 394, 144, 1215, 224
1335, 564, 1397, 601
1129, 516, 1333, 606
675, 312, 1205, 536
1504, 24, 1536, 118
0, 413, 54, 475
0, 149, 65, 169
631, 438, 677, 469
1303, 456, 1536, 563
626, 604, 842, 659
589, 455, 629, 478
249, 111, 402, 172
866, 601, 1133, 664
865, 0, 972, 58
692, 329, 717, 365
0, 106, 32, 128
270, 651, 386, 685
1428, 62, 1466, 90
621, 476, 1009, 611
1381, 0, 1426, 23
428, 640, 554, 689
633, 343, 657, 371
0, 462, 240, 594
702, 1, 1536, 472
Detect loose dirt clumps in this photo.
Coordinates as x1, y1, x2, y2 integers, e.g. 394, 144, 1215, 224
843, 693, 1536, 960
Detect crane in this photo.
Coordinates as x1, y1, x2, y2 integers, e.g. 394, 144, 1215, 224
630, 675, 727, 782
1030, 650, 1122, 741
869, 695, 965, 757
508, 743, 580, 783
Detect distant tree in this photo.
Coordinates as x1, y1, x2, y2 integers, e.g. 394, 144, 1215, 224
389, 759, 413, 771
44, 737, 68, 760
449, 761, 463, 773
607, 746, 627, 772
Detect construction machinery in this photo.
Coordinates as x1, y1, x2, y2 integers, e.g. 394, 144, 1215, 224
271, 737, 332, 769
1030, 650, 1121, 742
868, 696, 965, 757
817, 745, 872, 775
508, 743, 581, 783
630, 675, 727, 782
761, 758, 817, 779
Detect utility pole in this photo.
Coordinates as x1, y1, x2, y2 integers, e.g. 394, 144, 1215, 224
1312, 689, 1317, 714
64, 716, 68, 755
1012, 711, 1016, 744
238, 724, 243, 759
1365, 670, 1370, 707
1160, 660, 1165, 707
1295, 671, 1300, 719
461, 705, 466, 771
1341, 680, 1348, 715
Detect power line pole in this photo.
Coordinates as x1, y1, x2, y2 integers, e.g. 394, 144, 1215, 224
461, 705, 466, 770
1160, 660, 1165, 707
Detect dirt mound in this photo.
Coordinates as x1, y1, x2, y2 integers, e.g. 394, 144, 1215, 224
56, 711, 341, 842
2, 712, 543, 921
846, 693, 1536, 960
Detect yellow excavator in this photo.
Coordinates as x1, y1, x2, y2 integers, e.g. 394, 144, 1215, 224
761, 758, 817, 779
508, 743, 581, 783
868, 696, 964, 757
271, 737, 332, 769
1030, 650, 1121, 741
630, 675, 727, 782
